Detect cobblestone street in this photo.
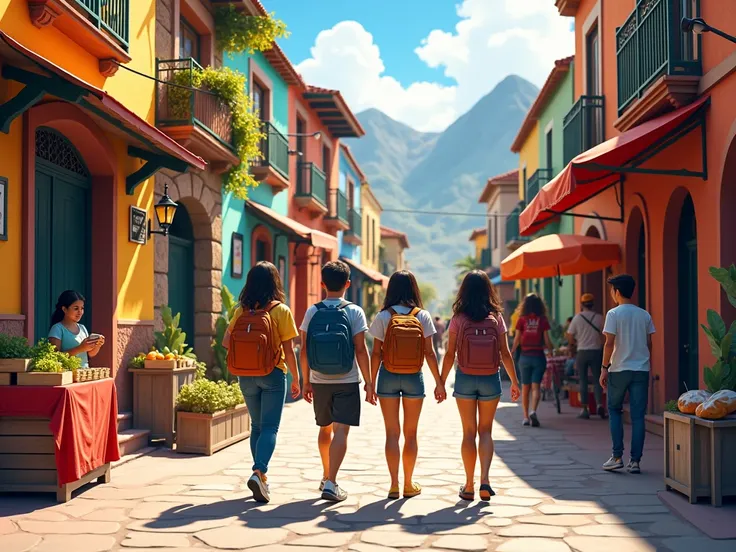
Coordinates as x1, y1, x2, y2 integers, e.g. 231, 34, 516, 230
1, 380, 734, 552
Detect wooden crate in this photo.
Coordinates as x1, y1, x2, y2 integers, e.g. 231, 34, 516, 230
0, 417, 110, 502
144, 359, 178, 369
0, 359, 30, 373
17, 371, 73, 386
0, 374, 10, 385
664, 411, 736, 506
176, 405, 250, 455
131, 365, 196, 447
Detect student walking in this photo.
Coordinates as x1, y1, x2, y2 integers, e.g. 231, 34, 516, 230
512, 294, 553, 427
600, 275, 655, 474
223, 262, 301, 504
441, 271, 520, 501
369, 270, 444, 499
48, 290, 105, 366
300, 261, 375, 503
567, 293, 607, 419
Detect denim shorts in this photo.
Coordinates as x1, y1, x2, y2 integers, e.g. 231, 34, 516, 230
376, 366, 425, 399
453, 369, 502, 401
519, 354, 547, 385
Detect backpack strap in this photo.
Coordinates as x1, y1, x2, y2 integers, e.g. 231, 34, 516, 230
264, 301, 280, 313
315, 302, 327, 311
409, 307, 421, 317
337, 300, 351, 309
579, 312, 601, 334
388, 307, 398, 316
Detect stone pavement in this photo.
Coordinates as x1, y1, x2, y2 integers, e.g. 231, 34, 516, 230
2, 380, 735, 552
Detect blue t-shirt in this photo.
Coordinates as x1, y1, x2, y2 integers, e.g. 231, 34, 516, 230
48, 323, 90, 367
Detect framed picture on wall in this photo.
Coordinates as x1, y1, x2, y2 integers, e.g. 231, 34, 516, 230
0, 177, 7, 241
278, 256, 286, 283
232, 233, 244, 278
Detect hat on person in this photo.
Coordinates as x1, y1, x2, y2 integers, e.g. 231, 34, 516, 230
580, 293, 595, 304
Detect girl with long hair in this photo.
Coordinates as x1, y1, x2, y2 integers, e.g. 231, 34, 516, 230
223, 261, 300, 503
48, 290, 104, 367
369, 270, 445, 499
441, 270, 520, 501
511, 293, 554, 427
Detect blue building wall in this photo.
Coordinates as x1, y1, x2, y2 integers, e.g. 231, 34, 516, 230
338, 151, 362, 262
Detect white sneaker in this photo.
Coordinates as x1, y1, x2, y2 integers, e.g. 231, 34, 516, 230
602, 456, 624, 471
247, 473, 270, 503
319, 477, 328, 492
321, 480, 348, 502
626, 460, 641, 474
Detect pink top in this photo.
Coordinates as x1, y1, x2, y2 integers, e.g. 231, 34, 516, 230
449, 313, 508, 334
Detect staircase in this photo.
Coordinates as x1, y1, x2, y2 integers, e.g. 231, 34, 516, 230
116, 412, 151, 457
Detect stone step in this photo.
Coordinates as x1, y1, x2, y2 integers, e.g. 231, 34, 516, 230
112, 446, 157, 470
117, 411, 133, 433
117, 428, 150, 457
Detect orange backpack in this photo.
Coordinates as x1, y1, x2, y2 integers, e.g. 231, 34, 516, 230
227, 301, 281, 377
382, 307, 425, 374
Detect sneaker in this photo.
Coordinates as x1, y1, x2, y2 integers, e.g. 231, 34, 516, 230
321, 480, 348, 503
530, 412, 540, 427
602, 456, 624, 471
577, 409, 590, 419
626, 460, 641, 474
247, 473, 270, 503
597, 405, 608, 419
522, 419, 531, 427
319, 478, 328, 492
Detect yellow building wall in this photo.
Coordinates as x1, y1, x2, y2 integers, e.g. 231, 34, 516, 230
518, 124, 540, 200
0, 0, 156, 320
472, 234, 488, 262
361, 185, 382, 311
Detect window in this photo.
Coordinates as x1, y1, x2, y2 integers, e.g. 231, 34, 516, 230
494, 215, 499, 249
546, 130, 553, 172
179, 18, 201, 63
296, 116, 306, 156
252, 81, 267, 122
366, 216, 372, 260
372, 219, 377, 261
255, 239, 268, 263
673, 0, 699, 62
347, 179, 355, 210
586, 26, 600, 95
322, 145, 331, 176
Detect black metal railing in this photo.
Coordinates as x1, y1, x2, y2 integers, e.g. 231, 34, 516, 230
480, 248, 491, 268
347, 208, 361, 239
505, 203, 528, 245
296, 162, 327, 206
526, 168, 553, 202
616, 0, 701, 114
156, 58, 234, 147
563, 95, 605, 165
254, 121, 289, 178
75, 0, 129, 50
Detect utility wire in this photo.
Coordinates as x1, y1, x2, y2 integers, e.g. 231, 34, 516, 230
112, 60, 220, 97
381, 208, 513, 218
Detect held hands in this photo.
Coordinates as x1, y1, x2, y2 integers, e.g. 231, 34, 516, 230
364, 382, 377, 405
510, 382, 521, 402
302, 380, 314, 404
290, 378, 301, 400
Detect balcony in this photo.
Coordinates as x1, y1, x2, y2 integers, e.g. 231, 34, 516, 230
615, 0, 701, 131
563, 96, 605, 165
28, 0, 131, 75
525, 168, 553, 203
344, 208, 362, 245
294, 162, 327, 216
155, 58, 239, 171
505, 204, 528, 250
251, 122, 290, 192
325, 189, 349, 232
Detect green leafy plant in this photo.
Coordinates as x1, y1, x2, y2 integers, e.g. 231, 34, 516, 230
129, 353, 145, 369
212, 285, 239, 383
155, 306, 193, 357
664, 400, 679, 413
28, 339, 81, 373
701, 265, 736, 392
0, 333, 32, 359
176, 378, 244, 414
195, 361, 206, 381
214, 5, 289, 54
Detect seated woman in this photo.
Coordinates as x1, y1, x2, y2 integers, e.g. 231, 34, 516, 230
48, 290, 104, 367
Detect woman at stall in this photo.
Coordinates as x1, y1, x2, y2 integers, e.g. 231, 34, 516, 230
48, 290, 104, 367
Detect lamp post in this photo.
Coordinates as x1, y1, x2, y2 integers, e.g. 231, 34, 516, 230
148, 182, 178, 239
287, 131, 321, 156
682, 17, 736, 45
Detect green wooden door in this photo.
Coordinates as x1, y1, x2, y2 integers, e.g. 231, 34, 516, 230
168, 206, 194, 345
678, 196, 699, 394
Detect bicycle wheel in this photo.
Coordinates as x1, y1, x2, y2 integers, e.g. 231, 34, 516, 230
552, 374, 562, 414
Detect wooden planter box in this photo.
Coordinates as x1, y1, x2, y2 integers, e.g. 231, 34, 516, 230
131, 365, 196, 447
664, 411, 736, 506
0, 374, 10, 385
176, 404, 250, 455
17, 371, 73, 387
144, 359, 196, 369
0, 359, 30, 373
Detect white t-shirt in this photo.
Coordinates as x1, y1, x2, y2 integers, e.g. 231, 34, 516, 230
603, 304, 656, 373
300, 298, 368, 384
369, 305, 436, 342
568, 311, 604, 351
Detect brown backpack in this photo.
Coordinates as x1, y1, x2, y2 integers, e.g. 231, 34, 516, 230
383, 307, 425, 374
456, 314, 501, 376
227, 301, 281, 377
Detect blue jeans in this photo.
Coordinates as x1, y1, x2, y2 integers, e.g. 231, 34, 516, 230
607, 370, 649, 462
238, 370, 287, 474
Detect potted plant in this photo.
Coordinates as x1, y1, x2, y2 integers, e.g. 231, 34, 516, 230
17, 339, 81, 386
0, 333, 33, 384
175, 378, 249, 455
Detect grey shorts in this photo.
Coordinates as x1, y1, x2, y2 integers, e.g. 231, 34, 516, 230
311, 383, 361, 427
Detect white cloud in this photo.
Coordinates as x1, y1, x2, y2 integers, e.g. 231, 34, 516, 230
295, 1, 573, 132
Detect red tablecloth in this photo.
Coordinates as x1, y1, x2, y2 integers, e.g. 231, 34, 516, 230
0, 379, 120, 485
542, 356, 567, 390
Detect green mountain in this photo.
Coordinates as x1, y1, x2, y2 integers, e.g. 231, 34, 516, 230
346, 75, 539, 295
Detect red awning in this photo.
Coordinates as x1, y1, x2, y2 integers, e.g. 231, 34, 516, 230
519, 96, 709, 236
245, 201, 338, 251
341, 257, 390, 289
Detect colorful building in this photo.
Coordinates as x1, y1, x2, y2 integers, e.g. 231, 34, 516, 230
360, 180, 386, 319
380, 226, 410, 275
468, 228, 489, 266
517, 0, 736, 410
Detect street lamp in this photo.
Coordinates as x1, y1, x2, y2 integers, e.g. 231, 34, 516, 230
148, 182, 178, 239
682, 17, 736, 44
287, 131, 321, 141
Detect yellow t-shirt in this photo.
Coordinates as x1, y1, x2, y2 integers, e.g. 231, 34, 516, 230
510, 309, 520, 337
227, 303, 299, 373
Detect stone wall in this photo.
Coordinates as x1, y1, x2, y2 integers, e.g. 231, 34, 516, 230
116, 321, 155, 412
0, 317, 25, 338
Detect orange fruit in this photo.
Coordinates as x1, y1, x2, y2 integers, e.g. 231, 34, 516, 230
146, 352, 157, 361
164, 353, 176, 360
155, 352, 165, 360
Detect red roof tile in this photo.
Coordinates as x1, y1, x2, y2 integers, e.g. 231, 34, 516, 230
380, 225, 410, 249
478, 168, 519, 203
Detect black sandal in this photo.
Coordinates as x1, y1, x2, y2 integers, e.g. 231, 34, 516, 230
479, 484, 495, 501
459, 486, 475, 501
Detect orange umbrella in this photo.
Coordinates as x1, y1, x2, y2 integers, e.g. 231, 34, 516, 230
501, 234, 621, 281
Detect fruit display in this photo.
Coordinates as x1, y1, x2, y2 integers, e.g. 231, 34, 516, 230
142, 346, 195, 368
677, 390, 711, 414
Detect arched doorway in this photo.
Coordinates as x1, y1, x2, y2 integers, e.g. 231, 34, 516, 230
168, 204, 195, 344
678, 194, 698, 394
582, 226, 604, 313
251, 225, 273, 265
637, 226, 646, 309
34, 127, 91, 340
625, 206, 647, 309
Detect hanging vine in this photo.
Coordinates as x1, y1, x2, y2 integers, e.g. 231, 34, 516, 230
214, 5, 289, 55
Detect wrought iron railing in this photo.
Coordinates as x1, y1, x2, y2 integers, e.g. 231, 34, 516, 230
254, 121, 289, 178
505, 203, 528, 245
328, 189, 349, 224
616, 0, 701, 114
526, 168, 553, 202
75, 0, 129, 50
155, 58, 234, 147
296, 162, 327, 206
563, 95, 605, 165
347, 208, 362, 239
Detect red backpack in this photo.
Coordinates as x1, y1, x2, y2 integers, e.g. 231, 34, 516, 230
227, 302, 281, 377
519, 314, 545, 352
456, 314, 502, 376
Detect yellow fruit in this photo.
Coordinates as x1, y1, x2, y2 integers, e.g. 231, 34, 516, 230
155, 352, 165, 360
146, 352, 157, 361
165, 353, 176, 360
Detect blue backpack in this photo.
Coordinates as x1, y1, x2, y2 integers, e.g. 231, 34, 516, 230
306, 300, 354, 375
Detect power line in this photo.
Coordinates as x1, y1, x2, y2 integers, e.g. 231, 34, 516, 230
112, 60, 220, 97
380, 208, 513, 218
